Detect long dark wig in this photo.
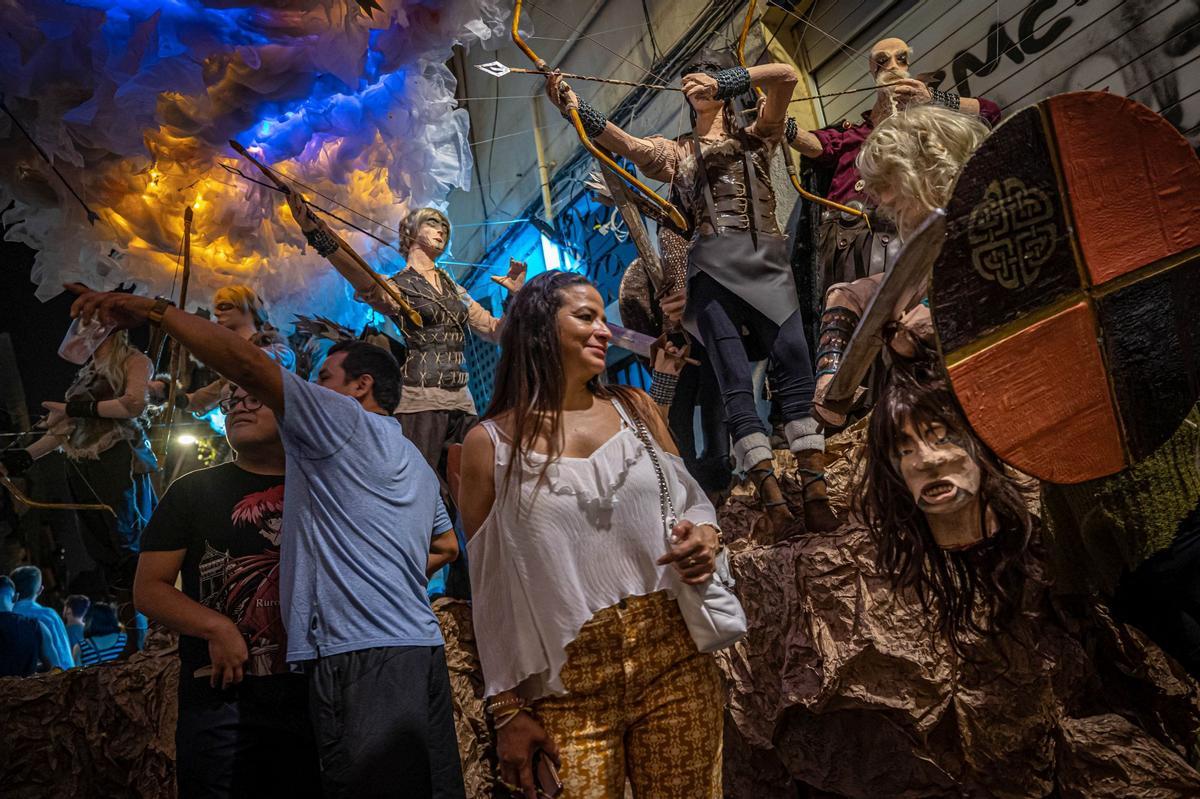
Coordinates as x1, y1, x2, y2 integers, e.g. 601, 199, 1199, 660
483, 270, 649, 491
860, 350, 1041, 657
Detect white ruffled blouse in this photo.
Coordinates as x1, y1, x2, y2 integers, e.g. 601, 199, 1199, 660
468, 402, 720, 700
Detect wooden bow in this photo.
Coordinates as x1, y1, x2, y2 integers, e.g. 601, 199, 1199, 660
737, 0, 868, 224
1, 475, 115, 517
512, 0, 687, 233
229, 140, 422, 328
153, 206, 193, 464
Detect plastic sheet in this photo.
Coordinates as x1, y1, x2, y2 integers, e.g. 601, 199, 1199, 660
0, 1, 509, 328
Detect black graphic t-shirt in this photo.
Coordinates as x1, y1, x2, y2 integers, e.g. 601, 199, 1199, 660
141, 462, 287, 688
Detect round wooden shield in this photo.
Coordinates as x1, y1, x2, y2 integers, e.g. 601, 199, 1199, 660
931, 91, 1200, 484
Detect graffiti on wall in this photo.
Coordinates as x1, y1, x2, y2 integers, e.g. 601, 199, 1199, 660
816, 0, 1200, 145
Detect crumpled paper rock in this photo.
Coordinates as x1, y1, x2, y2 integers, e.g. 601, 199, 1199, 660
0, 649, 178, 799
717, 526, 1200, 798
0, 606, 494, 799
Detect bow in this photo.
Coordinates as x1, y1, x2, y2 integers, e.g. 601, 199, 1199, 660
737, 0, 868, 224
1, 474, 115, 516
229, 140, 423, 328
512, 0, 687, 234
153, 205, 193, 463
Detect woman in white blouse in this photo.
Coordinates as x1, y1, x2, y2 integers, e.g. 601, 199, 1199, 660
459, 270, 726, 798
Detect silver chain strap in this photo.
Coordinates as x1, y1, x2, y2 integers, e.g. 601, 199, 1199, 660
629, 412, 678, 543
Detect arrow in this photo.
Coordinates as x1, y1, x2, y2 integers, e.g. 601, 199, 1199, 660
476, 61, 680, 93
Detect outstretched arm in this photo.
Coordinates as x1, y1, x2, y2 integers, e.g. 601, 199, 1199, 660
67, 285, 284, 415
284, 193, 408, 321
42, 351, 151, 427
460, 258, 527, 344
545, 73, 681, 183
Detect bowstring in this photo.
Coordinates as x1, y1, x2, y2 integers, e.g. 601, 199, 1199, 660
765, 0, 867, 63
526, 0, 674, 86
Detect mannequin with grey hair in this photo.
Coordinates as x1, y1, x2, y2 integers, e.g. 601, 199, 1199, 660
788, 37, 1000, 390
811, 104, 991, 428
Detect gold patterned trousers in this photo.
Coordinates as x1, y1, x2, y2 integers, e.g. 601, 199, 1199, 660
533, 591, 723, 798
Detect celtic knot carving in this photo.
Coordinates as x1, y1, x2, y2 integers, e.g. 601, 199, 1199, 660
967, 178, 1058, 290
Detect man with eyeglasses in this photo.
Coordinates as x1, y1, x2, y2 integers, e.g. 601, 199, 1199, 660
135, 383, 320, 797
92, 278, 466, 797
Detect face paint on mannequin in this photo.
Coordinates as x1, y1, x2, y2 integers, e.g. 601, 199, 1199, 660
895, 419, 989, 550
869, 38, 912, 86
415, 218, 448, 257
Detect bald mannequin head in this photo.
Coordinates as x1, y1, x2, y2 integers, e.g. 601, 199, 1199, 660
869, 37, 912, 82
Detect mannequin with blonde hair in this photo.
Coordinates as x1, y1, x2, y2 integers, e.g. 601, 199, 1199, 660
788, 37, 1000, 311
813, 105, 990, 427
1, 327, 157, 607
152, 284, 295, 414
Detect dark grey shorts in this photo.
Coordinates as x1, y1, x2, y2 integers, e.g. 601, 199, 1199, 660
308, 645, 465, 799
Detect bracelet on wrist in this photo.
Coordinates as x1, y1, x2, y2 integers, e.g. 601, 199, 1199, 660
574, 99, 608, 139
65, 400, 100, 418
148, 296, 175, 327
649, 371, 679, 406
485, 696, 525, 715
785, 117, 799, 144
493, 706, 531, 730
930, 87, 961, 112
305, 225, 341, 258
714, 67, 752, 100
710, 524, 726, 553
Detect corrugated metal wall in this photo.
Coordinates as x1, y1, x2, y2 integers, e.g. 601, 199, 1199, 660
800, 0, 1200, 144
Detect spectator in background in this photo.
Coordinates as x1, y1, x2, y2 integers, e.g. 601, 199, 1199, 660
63, 594, 90, 658
9, 565, 74, 670
76, 602, 126, 666
0, 575, 55, 677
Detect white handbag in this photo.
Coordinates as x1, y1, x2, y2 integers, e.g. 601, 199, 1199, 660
627, 406, 747, 653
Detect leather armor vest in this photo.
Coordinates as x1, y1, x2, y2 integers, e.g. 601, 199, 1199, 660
686, 133, 781, 237
390, 268, 469, 391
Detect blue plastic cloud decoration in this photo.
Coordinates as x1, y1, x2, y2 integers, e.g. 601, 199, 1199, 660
0, 0, 507, 327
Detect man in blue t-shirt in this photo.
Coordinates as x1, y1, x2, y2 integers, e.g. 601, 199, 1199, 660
9, 566, 75, 670
70, 286, 463, 798
0, 575, 55, 677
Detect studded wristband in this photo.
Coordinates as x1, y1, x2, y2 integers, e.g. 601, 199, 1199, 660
305, 225, 341, 258
649, 371, 679, 406
930, 87, 961, 112
714, 67, 752, 100
574, 99, 608, 139
65, 400, 100, 418
785, 117, 799, 144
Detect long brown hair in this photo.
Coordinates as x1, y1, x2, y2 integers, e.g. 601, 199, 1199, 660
860, 351, 1040, 656
484, 270, 646, 491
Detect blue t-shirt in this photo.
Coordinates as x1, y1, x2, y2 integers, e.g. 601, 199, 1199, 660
277, 369, 451, 662
12, 599, 74, 670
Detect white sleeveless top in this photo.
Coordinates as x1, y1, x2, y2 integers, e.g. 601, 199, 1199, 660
468, 400, 720, 700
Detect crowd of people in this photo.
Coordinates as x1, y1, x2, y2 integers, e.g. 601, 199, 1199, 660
2, 32, 1199, 799
0, 567, 127, 673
